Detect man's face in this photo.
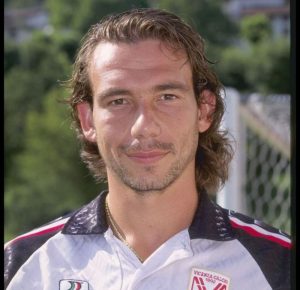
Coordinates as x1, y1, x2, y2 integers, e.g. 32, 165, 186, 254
78, 39, 211, 193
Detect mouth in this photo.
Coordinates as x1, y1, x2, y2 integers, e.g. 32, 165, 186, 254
126, 151, 169, 164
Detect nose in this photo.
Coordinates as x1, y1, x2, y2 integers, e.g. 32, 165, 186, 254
131, 105, 161, 139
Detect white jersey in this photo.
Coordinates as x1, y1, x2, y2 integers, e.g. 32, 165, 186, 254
5, 191, 291, 290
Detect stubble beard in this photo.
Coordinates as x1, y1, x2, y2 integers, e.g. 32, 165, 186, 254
111, 157, 187, 194
103, 131, 199, 195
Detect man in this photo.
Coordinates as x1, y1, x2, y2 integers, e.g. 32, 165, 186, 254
5, 8, 291, 290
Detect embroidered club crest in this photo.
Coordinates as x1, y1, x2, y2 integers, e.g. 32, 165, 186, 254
188, 268, 230, 290
59, 279, 89, 290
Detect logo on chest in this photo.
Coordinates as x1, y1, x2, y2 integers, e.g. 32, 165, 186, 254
188, 268, 230, 290
59, 279, 89, 290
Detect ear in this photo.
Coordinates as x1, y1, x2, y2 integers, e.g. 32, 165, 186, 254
77, 102, 97, 142
197, 89, 216, 133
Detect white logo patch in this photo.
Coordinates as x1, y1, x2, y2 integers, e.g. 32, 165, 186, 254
188, 268, 230, 290
59, 279, 89, 290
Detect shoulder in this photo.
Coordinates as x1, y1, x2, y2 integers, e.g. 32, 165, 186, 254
4, 215, 71, 288
228, 209, 291, 249
227, 209, 291, 289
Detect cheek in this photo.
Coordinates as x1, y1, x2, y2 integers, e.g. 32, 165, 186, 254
93, 114, 128, 148
177, 114, 200, 145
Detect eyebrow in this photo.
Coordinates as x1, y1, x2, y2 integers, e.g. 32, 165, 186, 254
152, 82, 189, 92
96, 81, 189, 101
96, 88, 131, 101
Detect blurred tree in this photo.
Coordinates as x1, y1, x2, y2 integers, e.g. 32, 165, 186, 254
247, 37, 290, 94
215, 47, 252, 92
46, 0, 149, 34
19, 32, 71, 89
51, 30, 82, 62
157, 0, 238, 47
241, 13, 272, 44
216, 37, 290, 94
4, 40, 20, 73
5, 31, 71, 188
5, 67, 46, 176
5, 88, 101, 241
216, 14, 290, 94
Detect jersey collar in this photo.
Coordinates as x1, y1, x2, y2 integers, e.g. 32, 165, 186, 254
62, 190, 236, 241
188, 190, 235, 241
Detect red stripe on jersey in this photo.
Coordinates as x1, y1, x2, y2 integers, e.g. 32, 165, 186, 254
6, 223, 66, 247
230, 219, 291, 249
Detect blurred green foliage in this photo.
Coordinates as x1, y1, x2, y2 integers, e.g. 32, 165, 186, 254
215, 36, 290, 94
4, 0, 290, 242
47, 0, 149, 34
5, 89, 102, 241
241, 13, 272, 44
158, 0, 239, 47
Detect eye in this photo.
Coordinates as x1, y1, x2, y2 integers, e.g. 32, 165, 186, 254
159, 94, 178, 101
108, 98, 128, 106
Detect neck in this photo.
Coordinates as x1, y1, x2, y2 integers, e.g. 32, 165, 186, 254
105, 174, 199, 261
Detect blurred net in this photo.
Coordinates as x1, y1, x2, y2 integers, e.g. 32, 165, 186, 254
240, 94, 291, 234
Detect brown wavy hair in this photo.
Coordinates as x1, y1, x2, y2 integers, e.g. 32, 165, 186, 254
66, 8, 234, 194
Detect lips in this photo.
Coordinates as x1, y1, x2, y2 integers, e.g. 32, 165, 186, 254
126, 151, 169, 164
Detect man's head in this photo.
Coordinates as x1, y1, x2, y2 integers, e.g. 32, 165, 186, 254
67, 8, 233, 194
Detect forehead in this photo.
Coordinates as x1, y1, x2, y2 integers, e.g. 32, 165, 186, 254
89, 39, 189, 73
